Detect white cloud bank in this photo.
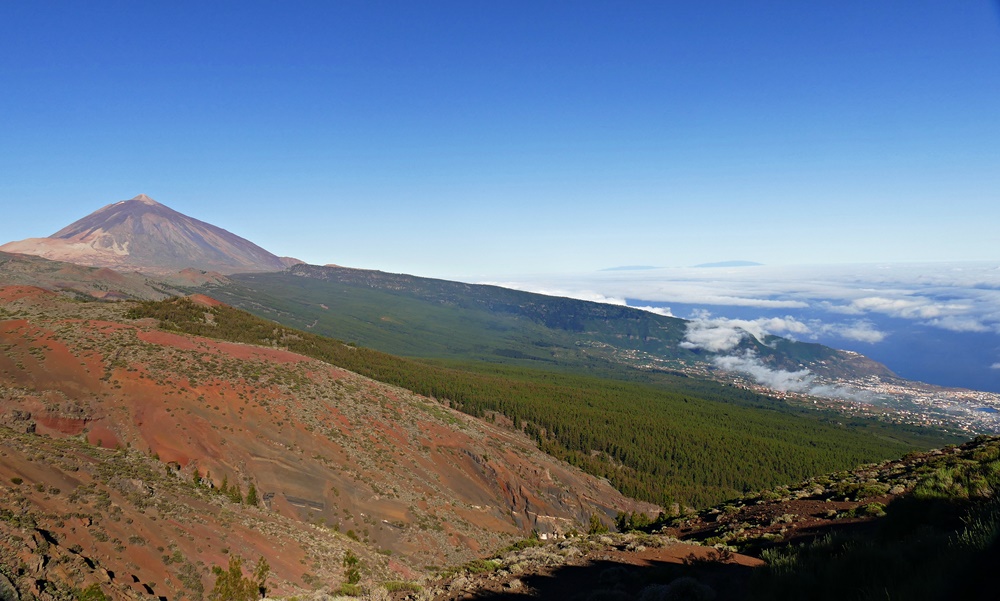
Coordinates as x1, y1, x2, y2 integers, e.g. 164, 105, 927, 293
678, 312, 886, 353
712, 350, 876, 402
481, 282, 674, 317
470, 262, 1000, 394
828, 321, 886, 343
483, 262, 1000, 339
713, 352, 814, 392
923, 316, 990, 333
679, 314, 811, 352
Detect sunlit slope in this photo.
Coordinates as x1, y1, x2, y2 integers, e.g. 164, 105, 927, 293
203, 264, 892, 381
0, 286, 648, 575
128, 296, 955, 507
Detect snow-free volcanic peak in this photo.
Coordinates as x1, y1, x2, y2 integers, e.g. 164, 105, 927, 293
130, 193, 159, 205
1, 194, 295, 274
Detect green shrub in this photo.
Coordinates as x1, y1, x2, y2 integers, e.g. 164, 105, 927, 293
499, 536, 542, 554
342, 550, 361, 585
615, 511, 652, 532
463, 559, 502, 574
75, 584, 110, 601
208, 555, 268, 601
861, 502, 887, 518
588, 513, 609, 534
383, 581, 422, 593
335, 583, 362, 596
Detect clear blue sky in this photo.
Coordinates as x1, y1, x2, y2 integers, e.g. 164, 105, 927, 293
2, 1, 998, 279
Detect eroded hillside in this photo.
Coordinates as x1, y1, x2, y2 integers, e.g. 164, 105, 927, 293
0, 285, 652, 600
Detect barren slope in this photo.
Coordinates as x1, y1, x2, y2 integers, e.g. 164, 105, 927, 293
0, 427, 395, 601
0, 251, 183, 301
0, 286, 653, 599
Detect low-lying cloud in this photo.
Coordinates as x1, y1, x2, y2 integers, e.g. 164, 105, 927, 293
678, 312, 886, 352
484, 261, 1000, 339
828, 320, 886, 343
848, 296, 947, 319
479, 263, 1000, 388
480, 282, 674, 317
713, 351, 813, 392
923, 316, 990, 333
713, 350, 876, 402
679, 314, 810, 352
680, 320, 747, 353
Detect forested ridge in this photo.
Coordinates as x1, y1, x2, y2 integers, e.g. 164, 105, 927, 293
209, 266, 891, 380
127, 298, 955, 508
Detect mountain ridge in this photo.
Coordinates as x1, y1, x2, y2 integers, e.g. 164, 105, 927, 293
219, 263, 897, 383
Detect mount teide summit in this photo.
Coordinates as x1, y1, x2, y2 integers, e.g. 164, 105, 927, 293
1, 194, 300, 274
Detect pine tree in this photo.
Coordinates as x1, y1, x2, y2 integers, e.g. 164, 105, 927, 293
253, 557, 269, 598
228, 483, 243, 504
246, 483, 259, 506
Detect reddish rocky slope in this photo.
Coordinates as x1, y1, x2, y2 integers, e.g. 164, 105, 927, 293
0, 285, 653, 600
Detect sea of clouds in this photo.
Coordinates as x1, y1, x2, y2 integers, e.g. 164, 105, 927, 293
481, 262, 1000, 393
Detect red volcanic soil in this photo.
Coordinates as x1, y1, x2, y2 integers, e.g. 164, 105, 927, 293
136, 329, 308, 363
89, 267, 127, 283
34, 415, 89, 436
187, 293, 226, 308
0, 427, 357, 601
1, 290, 652, 597
0, 319, 105, 397
0, 284, 58, 303
85, 424, 122, 449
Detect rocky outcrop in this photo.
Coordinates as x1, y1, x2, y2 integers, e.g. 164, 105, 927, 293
0, 410, 34, 434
